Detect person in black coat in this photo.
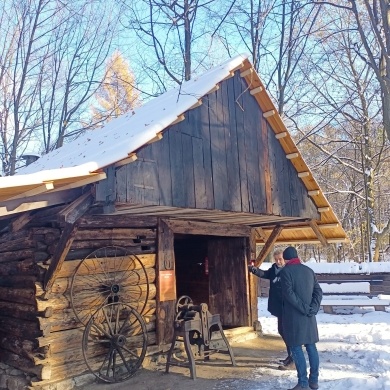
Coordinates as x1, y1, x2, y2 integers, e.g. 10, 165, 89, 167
280, 246, 323, 390
248, 249, 292, 366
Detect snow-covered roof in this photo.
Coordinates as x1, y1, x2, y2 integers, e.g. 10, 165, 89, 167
1, 54, 247, 192
0, 54, 348, 246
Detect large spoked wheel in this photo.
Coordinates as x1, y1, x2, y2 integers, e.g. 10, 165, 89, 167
82, 302, 148, 383
71, 246, 149, 326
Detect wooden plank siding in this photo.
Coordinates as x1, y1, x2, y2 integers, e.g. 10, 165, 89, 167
114, 71, 318, 220
208, 237, 250, 327
234, 73, 250, 212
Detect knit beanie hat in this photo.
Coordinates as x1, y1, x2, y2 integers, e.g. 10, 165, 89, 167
283, 246, 298, 260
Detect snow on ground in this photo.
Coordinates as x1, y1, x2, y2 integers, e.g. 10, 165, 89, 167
255, 297, 390, 390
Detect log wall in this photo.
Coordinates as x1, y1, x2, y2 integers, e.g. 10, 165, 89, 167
0, 212, 158, 388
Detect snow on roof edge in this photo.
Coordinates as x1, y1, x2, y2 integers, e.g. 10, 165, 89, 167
1, 54, 249, 189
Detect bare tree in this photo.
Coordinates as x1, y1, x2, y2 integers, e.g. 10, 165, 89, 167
0, 0, 120, 175
297, 7, 390, 262
123, 0, 235, 91
228, 0, 322, 117
224, 0, 274, 71
36, 1, 119, 151
314, 1, 390, 143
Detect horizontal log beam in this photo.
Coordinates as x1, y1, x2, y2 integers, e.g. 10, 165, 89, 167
63, 246, 156, 261
74, 228, 157, 241
163, 219, 251, 237
0, 259, 46, 278
0, 315, 50, 339
65, 238, 155, 251
0, 300, 51, 321
78, 214, 158, 228
40, 268, 156, 295
1, 350, 51, 380
0, 334, 48, 363
55, 254, 156, 279
37, 300, 156, 347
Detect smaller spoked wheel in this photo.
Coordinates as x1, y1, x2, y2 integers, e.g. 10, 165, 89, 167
82, 302, 148, 383
175, 295, 193, 313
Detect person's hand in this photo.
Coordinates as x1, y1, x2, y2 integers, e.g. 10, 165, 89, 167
307, 306, 318, 317
248, 265, 257, 274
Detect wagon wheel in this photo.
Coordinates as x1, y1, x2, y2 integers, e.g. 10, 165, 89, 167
71, 246, 149, 326
82, 302, 148, 383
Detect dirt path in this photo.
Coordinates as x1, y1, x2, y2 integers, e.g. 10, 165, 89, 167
79, 335, 287, 390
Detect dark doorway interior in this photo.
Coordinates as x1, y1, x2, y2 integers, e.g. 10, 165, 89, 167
174, 234, 209, 305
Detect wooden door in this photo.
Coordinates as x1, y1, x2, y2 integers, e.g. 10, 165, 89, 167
208, 237, 250, 327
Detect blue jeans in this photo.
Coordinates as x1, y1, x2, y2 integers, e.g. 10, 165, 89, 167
290, 344, 319, 387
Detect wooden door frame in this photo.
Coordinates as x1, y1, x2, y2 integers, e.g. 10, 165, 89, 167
156, 218, 251, 346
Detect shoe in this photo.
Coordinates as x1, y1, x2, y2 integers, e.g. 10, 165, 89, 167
288, 385, 308, 390
279, 356, 293, 365
309, 383, 319, 390
278, 361, 295, 370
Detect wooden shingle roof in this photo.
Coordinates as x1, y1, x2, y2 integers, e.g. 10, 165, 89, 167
0, 55, 347, 245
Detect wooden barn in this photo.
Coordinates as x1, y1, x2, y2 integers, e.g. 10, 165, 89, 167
0, 54, 347, 389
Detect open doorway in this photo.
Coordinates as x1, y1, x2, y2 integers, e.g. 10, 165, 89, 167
174, 234, 209, 305
174, 234, 249, 328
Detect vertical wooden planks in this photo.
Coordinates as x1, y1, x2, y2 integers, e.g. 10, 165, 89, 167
126, 152, 145, 204
192, 135, 208, 209
261, 115, 272, 214
288, 160, 300, 216
233, 73, 250, 212
223, 77, 241, 212
268, 122, 288, 216
208, 237, 249, 327
199, 97, 215, 210
150, 137, 173, 206
181, 133, 196, 208
168, 128, 186, 207
138, 146, 159, 205
115, 166, 127, 203
208, 88, 228, 210
242, 77, 263, 214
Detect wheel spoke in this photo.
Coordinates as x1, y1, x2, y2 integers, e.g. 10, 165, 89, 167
102, 306, 114, 335
118, 308, 133, 334
115, 303, 121, 334
116, 344, 134, 374
119, 344, 140, 359
94, 344, 113, 378
91, 320, 112, 340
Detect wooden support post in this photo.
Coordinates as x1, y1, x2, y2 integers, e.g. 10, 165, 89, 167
156, 219, 176, 346
253, 227, 267, 242
309, 220, 328, 246
254, 225, 283, 267
10, 212, 34, 232
58, 190, 94, 225
44, 191, 94, 292
248, 230, 258, 328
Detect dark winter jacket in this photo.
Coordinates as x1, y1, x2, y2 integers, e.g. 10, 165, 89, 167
280, 261, 323, 346
252, 263, 283, 317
